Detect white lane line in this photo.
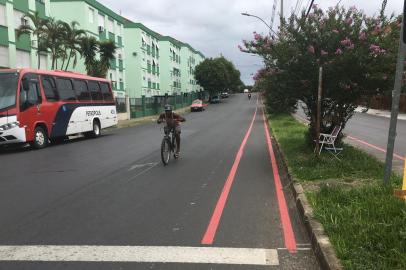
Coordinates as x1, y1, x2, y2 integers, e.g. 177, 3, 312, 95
0, 246, 279, 266
128, 162, 158, 171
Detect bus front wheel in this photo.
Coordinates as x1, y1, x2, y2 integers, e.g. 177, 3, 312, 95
30, 126, 49, 149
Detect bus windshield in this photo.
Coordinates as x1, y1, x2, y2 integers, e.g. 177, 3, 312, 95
0, 72, 19, 111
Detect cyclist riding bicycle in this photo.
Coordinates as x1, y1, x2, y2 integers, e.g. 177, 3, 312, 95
248, 93, 252, 100
157, 104, 185, 158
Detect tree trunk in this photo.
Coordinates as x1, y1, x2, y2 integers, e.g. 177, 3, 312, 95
60, 51, 67, 70
65, 50, 73, 71
37, 34, 41, 69
51, 50, 56, 70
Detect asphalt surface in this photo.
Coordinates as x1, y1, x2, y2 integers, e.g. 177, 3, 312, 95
295, 106, 406, 175
0, 94, 319, 269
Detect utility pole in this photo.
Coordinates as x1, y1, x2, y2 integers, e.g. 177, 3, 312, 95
280, 0, 284, 27
383, 1, 406, 184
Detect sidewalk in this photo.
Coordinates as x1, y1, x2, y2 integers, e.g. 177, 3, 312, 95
355, 107, 406, 120
117, 106, 192, 129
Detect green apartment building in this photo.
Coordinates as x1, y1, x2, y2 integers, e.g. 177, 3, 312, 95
180, 43, 204, 94
0, 0, 50, 69
159, 36, 182, 96
124, 22, 161, 98
0, 0, 205, 101
50, 0, 126, 97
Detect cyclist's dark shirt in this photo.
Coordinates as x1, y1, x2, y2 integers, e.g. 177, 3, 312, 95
158, 112, 185, 127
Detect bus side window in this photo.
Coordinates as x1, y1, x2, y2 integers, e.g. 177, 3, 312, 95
42, 76, 59, 102
73, 79, 91, 101
55, 77, 76, 101
100, 82, 113, 101
20, 77, 42, 111
88, 81, 103, 101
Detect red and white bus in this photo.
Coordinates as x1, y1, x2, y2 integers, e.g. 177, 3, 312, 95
0, 69, 118, 149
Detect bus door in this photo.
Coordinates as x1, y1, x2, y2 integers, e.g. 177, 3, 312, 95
19, 74, 43, 141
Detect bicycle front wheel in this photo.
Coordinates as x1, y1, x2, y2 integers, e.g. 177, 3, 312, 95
161, 138, 171, 165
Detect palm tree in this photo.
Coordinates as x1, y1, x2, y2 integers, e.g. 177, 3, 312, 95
16, 12, 47, 69
60, 21, 86, 70
42, 18, 66, 69
97, 40, 117, 77
80, 36, 99, 76
80, 37, 117, 78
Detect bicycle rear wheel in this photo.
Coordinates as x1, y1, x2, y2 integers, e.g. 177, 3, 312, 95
161, 138, 171, 165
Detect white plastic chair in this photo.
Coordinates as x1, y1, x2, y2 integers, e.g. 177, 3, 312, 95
315, 125, 343, 158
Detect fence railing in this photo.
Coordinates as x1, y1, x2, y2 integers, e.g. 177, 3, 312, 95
115, 97, 127, 113
361, 94, 406, 113
125, 92, 203, 119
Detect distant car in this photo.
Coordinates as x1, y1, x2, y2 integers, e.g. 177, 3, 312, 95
221, 92, 229, 98
191, 99, 205, 112
210, 96, 221, 104
244, 89, 249, 93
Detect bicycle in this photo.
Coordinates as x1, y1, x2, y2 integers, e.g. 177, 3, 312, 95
160, 124, 178, 165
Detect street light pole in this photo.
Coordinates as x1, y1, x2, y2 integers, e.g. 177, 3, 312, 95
241, 13, 279, 38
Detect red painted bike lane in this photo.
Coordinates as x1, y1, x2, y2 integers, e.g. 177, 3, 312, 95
200, 97, 317, 268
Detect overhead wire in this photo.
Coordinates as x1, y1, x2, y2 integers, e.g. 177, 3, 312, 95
305, 0, 315, 18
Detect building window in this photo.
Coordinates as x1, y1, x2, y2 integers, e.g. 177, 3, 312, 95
0, 5, 6, 26
108, 19, 114, 33
39, 54, 47, 70
14, 10, 27, 29
16, 50, 30, 68
88, 7, 95, 23
0, 46, 9, 67
98, 14, 104, 27
117, 23, 121, 36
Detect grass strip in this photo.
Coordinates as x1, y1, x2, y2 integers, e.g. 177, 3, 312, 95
268, 113, 406, 270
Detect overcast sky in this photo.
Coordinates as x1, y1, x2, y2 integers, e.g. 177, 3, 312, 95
99, 0, 403, 85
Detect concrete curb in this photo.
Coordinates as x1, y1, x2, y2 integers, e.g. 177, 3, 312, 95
269, 124, 343, 270
355, 107, 406, 120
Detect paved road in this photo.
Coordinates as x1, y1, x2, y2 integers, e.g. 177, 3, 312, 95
295, 106, 406, 175
0, 94, 319, 269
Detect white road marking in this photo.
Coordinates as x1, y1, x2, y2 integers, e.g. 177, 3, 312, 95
128, 162, 158, 171
0, 246, 279, 265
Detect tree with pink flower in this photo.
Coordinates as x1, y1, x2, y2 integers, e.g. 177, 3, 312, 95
241, 4, 402, 144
